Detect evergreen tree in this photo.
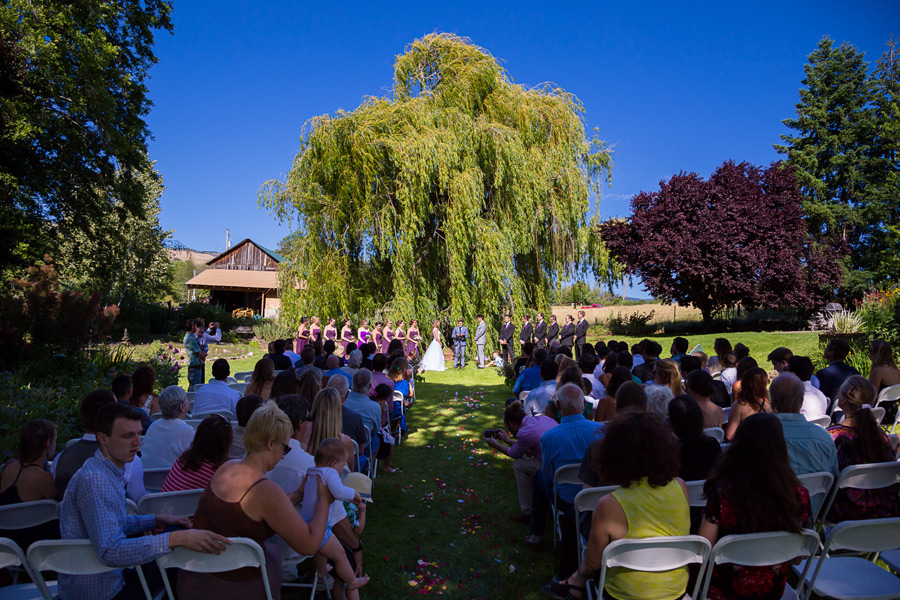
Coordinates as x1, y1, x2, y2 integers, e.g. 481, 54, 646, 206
775, 37, 884, 296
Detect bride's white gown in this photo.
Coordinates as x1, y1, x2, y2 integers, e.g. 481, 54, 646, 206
421, 328, 446, 372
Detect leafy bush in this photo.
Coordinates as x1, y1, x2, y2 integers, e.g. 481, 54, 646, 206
606, 310, 656, 335
113, 301, 173, 340
179, 302, 233, 329
829, 310, 864, 334
856, 287, 900, 349
252, 322, 295, 343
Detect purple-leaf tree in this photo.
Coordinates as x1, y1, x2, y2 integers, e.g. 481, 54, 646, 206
598, 161, 845, 324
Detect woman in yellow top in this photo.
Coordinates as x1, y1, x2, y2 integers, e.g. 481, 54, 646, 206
554, 411, 690, 600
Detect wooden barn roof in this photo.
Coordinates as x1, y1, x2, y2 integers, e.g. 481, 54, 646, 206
205, 239, 285, 266
185, 269, 279, 290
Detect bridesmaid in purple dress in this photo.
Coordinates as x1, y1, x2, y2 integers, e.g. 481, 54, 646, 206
340, 319, 354, 357
296, 317, 310, 353
382, 320, 394, 354
394, 321, 406, 355
406, 320, 421, 359
373, 322, 384, 353
310, 316, 322, 344
357, 319, 371, 345
324, 318, 337, 350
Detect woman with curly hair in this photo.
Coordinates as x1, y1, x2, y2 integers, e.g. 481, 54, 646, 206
554, 411, 689, 600
700, 413, 811, 599
724, 366, 770, 441
246, 358, 275, 400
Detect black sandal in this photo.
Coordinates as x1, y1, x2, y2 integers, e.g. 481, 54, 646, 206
550, 579, 586, 600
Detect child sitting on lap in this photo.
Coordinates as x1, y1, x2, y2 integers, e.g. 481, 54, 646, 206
300, 438, 369, 597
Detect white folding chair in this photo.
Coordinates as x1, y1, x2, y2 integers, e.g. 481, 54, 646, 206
797, 517, 900, 600
721, 406, 731, 423
796, 471, 835, 523
65, 438, 80, 448
184, 419, 203, 430
350, 439, 360, 473
126, 499, 139, 516
703, 427, 725, 443
156, 537, 272, 600
573, 485, 619, 564
143, 468, 170, 494
518, 390, 530, 403
699, 530, 820, 600
186, 391, 196, 406
137, 489, 204, 518
712, 372, 722, 380
234, 371, 254, 383
392, 391, 405, 445
0, 499, 59, 532
593, 535, 712, 600
192, 410, 236, 421
838, 407, 885, 425
225, 376, 238, 385
684, 480, 707, 508
281, 551, 331, 600
0, 537, 55, 599
879, 549, 900, 576
228, 382, 249, 395
28, 539, 152, 599
552, 464, 582, 547
807, 415, 832, 428
818, 462, 900, 526
875, 383, 900, 416
364, 425, 377, 481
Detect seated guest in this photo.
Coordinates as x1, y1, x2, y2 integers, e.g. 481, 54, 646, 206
816, 338, 860, 402
692, 350, 709, 371
826, 376, 900, 522
324, 354, 352, 385
730, 356, 759, 399
141, 385, 194, 470
483, 401, 557, 523
719, 353, 739, 395
515, 342, 535, 375
767, 346, 793, 373
162, 415, 233, 494
579, 382, 648, 488
630, 341, 645, 370
389, 357, 413, 434
0, 419, 60, 550
315, 339, 337, 370
699, 413, 811, 600
229, 395, 264, 460
724, 367, 770, 442
513, 348, 547, 398
303, 388, 357, 468
546, 366, 591, 420
266, 395, 315, 494
369, 353, 394, 396
177, 402, 333, 598
61, 403, 230, 600
868, 339, 900, 423
786, 356, 829, 418
54, 390, 145, 503
590, 366, 633, 423
670, 336, 689, 364
325, 375, 368, 472
578, 355, 605, 400
271, 369, 302, 401
297, 371, 321, 409
267, 339, 294, 371
596, 352, 617, 388
527, 384, 605, 584
685, 370, 724, 428
246, 358, 275, 400
645, 384, 674, 420
112, 375, 133, 406
668, 395, 721, 482
555, 411, 690, 600
733, 342, 750, 361
632, 340, 662, 382
128, 366, 155, 432
652, 358, 683, 397
524, 359, 559, 416
682, 355, 730, 408
193, 359, 241, 416
283, 338, 301, 367
294, 345, 323, 381
344, 369, 382, 458
341, 349, 364, 380
707, 337, 733, 375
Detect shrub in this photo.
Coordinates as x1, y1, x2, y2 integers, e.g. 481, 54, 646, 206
829, 310, 864, 334
179, 302, 233, 329
252, 321, 295, 343
606, 310, 656, 335
856, 287, 900, 349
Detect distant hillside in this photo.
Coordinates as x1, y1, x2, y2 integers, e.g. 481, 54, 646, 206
168, 248, 217, 263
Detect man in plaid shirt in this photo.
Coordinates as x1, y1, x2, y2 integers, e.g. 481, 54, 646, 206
60, 402, 230, 600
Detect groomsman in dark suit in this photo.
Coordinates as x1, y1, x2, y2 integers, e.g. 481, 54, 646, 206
499, 314, 515, 363
559, 314, 575, 350
546, 315, 560, 345
574, 310, 589, 359
519, 315, 533, 354
533, 313, 548, 349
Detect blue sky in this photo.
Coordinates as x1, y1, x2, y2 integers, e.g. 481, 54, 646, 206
146, 1, 898, 296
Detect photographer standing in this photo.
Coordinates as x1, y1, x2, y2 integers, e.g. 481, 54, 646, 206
483, 401, 557, 523
198, 321, 222, 383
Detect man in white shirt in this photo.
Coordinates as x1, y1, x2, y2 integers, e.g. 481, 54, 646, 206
141, 385, 195, 470
193, 359, 241, 416
524, 360, 559, 416
788, 356, 830, 417
283, 338, 302, 367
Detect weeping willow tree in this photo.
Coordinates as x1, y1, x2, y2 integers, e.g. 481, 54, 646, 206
260, 33, 614, 342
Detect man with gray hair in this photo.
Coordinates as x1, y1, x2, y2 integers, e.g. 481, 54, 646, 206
345, 369, 381, 459
140, 385, 194, 469
770, 372, 838, 515
326, 373, 368, 472
341, 349, 364, 379
527, 383, 605, 581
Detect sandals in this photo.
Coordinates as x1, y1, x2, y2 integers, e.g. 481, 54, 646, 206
550, 579, 586, 600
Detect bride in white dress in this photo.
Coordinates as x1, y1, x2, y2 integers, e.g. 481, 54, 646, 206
421, 319, 446, 372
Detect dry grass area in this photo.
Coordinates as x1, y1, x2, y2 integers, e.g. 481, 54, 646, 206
551, 303, 703, 328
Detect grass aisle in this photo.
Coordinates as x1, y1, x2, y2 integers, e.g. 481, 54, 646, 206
343, 366, 553, 599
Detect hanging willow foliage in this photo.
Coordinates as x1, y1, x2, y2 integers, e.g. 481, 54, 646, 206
260, 33, 614, 341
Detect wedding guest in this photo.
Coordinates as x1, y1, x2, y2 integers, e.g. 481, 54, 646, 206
193, 358, 241, 416
668, 395, 721, 483
268, 339, 294, 371
271, 369, 302, 401
652, 358, 683, 397
184, 318, 205, 387
141, 385, 194, 470
229, 395, 264, 460
787, 356, 829, 417
129, 366, 155, 431
707, 337, 733, 375
162, 415, 233, 495
868, 339, 900, 422
685, 370, 724, 428
645, 384, 674, 420
724, 367, 770, 441
283, 338, 301, 367
246, 358, 276, 400
295, 345, 323, 381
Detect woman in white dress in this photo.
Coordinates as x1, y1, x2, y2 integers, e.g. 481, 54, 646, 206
421, 319, 446, 372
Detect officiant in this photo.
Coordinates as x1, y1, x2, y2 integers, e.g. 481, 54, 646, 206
452, 318, 469, 369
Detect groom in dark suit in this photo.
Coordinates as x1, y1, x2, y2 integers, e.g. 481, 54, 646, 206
452, 319, 469, 369
574, 310, 589, 359
519, 315, 533, 354
559, 314, 575, 351
533, 313, 548, 349
546, 315, 559, 346
499, 314, 515, 364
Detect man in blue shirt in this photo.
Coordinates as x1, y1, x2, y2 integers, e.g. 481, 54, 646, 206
526, 383, 605, 582
61, 402, 229, 600
512, 348, 549, 398
770, 373, 839, 517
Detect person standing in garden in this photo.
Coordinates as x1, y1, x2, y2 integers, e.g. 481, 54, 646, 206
183, 319, 205, 387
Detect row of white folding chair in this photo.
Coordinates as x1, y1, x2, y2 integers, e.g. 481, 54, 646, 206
552, 464, 583, 548
875, 383, 900, 411
703, 427, 724, 443
364, 425, 378, 481
816, 461, 900, 527
392, 391, 405, 445
233, 371, 253, 382
157, 537, 273, 600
